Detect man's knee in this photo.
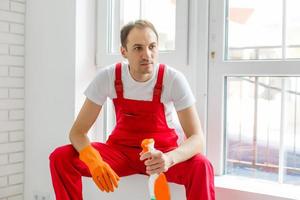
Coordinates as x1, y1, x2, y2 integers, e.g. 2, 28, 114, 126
49, 144, 77, 164
189, 154, 214, 174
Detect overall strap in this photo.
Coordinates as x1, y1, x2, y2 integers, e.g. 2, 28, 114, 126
153, 64, 165, 102
114, 63, 123, 99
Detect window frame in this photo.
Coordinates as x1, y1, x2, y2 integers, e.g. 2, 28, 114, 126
96, 0, 189, 68
208, 0, 300, 198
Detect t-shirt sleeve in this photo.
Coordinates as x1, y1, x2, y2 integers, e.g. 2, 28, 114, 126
171, 71, 196, 111
84, 68, 110, 106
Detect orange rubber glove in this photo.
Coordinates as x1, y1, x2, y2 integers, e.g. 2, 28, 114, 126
79, 145, 120, 192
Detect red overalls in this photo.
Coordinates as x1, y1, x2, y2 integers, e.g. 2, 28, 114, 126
49, 63, 215, 200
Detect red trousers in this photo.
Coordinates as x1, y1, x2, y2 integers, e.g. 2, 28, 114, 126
49, 142, 215, 200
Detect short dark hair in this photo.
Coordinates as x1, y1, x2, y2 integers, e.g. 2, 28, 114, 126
120, 20, 159, 48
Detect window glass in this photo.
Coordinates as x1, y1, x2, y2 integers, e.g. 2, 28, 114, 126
110, 0, 176, 53
286, 0, 300, 59
226, 0, 283, 60
225, 76, 300, 185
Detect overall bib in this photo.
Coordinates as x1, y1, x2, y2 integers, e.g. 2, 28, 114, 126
49, 63, 215, 200
107, 63, 179, 151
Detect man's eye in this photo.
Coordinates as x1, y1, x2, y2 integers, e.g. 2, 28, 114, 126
149, 45, 156, 50
134, 47, 142, 51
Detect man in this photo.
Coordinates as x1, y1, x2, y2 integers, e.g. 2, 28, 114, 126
49, 20, 215, 200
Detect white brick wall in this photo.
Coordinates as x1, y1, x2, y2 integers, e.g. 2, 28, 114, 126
0, 0, 25, 199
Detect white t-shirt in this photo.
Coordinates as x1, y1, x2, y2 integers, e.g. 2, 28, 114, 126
84, 62, 195, 134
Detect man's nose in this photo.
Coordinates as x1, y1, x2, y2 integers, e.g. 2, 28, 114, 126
142, 48, 151, 59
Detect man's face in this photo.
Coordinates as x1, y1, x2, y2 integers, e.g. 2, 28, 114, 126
120, 27, 158, 78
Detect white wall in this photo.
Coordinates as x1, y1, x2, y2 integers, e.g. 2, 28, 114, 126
0, 0, 26, 199
25, 0, 75, 199
75, 0, 97, 117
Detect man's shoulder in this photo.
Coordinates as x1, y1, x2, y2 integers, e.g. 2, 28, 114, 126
101, 63, 116, 72
162, 64, 183, 80
91, 63, 116, 83
95, 63, 116, 75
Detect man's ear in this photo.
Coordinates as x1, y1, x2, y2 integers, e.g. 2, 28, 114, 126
120, 46, 127, 58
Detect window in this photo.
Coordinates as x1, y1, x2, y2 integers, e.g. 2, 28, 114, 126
208, 0, 300, 195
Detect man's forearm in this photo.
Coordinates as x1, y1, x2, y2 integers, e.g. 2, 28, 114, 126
69, 127, 91, 152
165, 134, 204, 167
68, 98, 102, 153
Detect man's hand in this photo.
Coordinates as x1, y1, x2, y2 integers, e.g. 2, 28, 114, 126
79, 145, 120, 192
140, 149, 174, 175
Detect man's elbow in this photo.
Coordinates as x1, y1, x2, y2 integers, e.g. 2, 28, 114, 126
68, 126, 82, 144
69, 129, 75, 144
195, 133, 204, 153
